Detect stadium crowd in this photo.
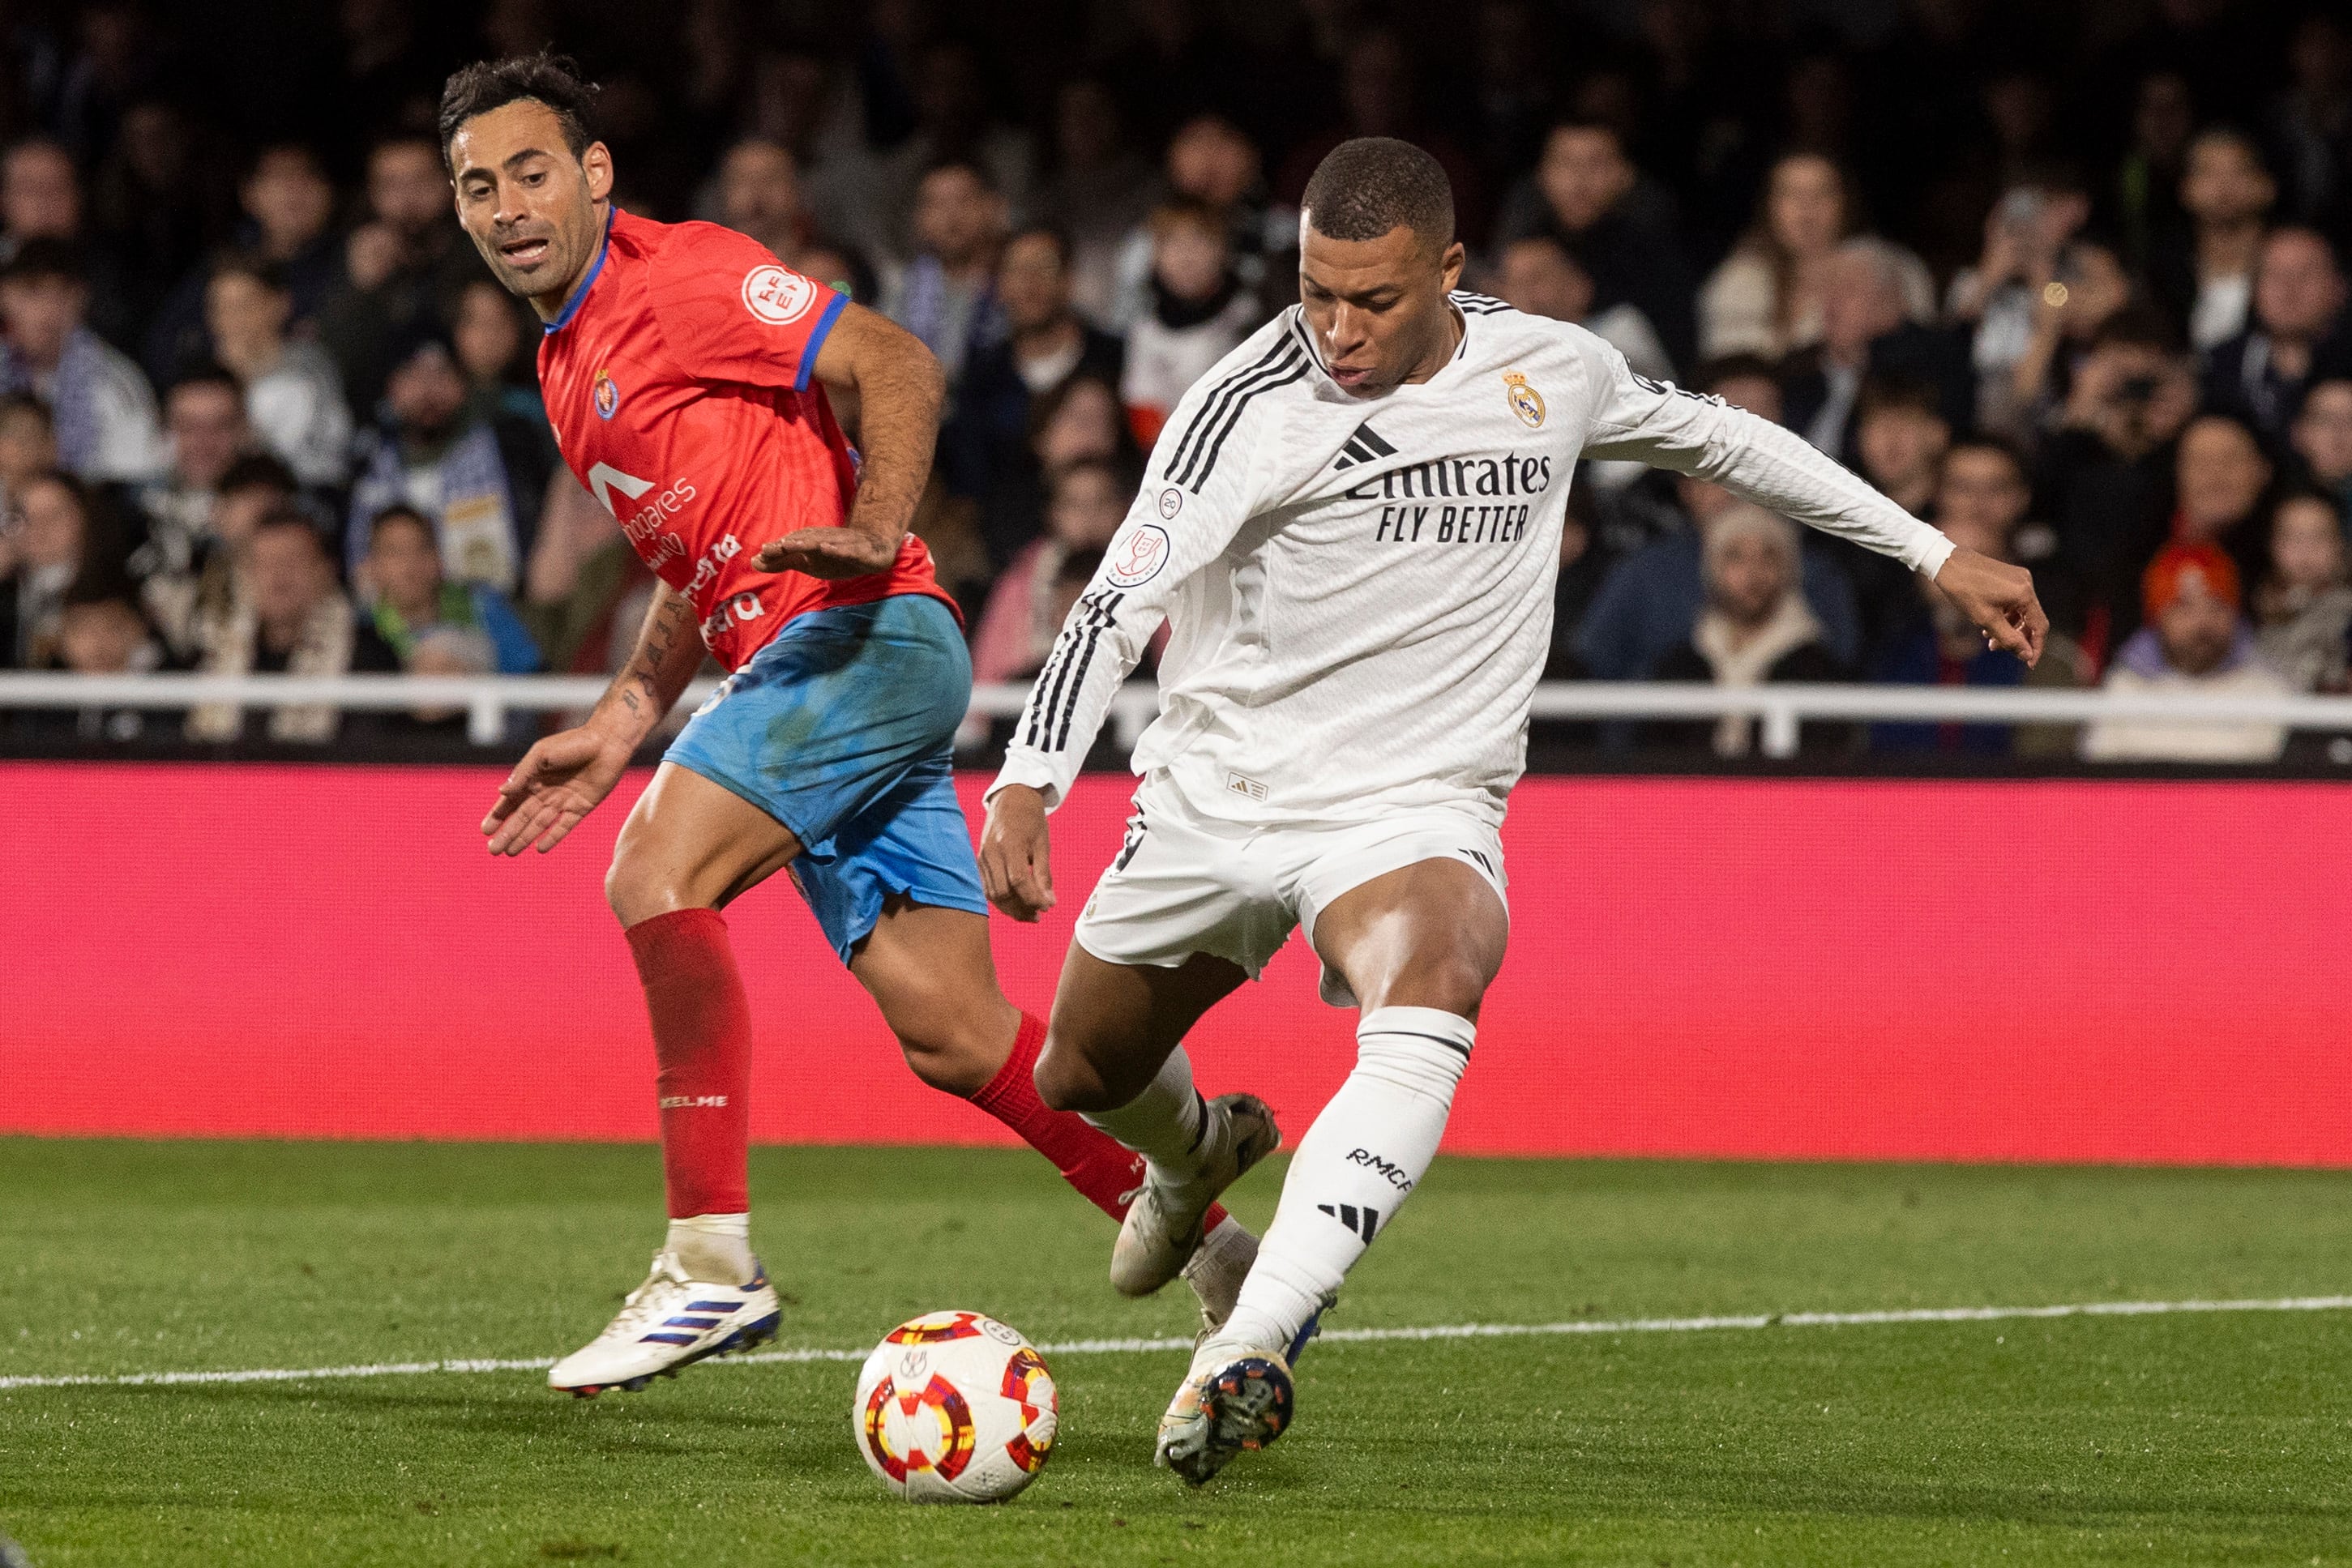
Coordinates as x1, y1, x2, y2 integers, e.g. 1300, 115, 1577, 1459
0, 0, 2349, 763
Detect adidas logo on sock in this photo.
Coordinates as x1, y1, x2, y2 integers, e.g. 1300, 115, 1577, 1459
1317, 1202, 1380, 1241
1332, 421, 1397, 470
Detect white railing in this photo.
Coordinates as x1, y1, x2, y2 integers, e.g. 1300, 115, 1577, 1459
2, 673, 2350, 760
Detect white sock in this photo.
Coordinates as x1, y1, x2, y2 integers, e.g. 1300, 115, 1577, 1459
1221, 1007, 1472, 1353
666, 1211, 754, 1284
1080, 1047, 1208, 1182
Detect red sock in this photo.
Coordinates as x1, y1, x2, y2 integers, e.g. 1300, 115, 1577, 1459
969, 1011, 1231, 1233
624, 908, 752, 1219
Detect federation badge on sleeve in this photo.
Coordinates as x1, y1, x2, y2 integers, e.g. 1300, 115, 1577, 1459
742, 264, 819, 325
1503, 370, 1545, 429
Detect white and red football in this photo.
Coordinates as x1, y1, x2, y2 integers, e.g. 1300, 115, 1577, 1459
853, 1310, 1058, 1503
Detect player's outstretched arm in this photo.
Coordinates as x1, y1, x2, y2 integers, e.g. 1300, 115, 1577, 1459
754, 304, 945, 580
481, 584, 702, 855
1933, 548, 2049, 665
978, 784, 1056, 922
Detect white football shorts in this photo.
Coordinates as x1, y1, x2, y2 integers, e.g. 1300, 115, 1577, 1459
1071, 773, 1510, 1007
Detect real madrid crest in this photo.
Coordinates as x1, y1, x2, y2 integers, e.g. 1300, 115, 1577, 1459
1503, 370, 1544, 429
592, 369, 619, 420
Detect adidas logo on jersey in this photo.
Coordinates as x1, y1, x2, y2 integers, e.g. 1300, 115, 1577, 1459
1318, 1202, 1381, 1241
1332, 421, 1398, 470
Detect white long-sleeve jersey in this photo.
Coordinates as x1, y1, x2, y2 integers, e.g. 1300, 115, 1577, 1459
990, 293, 1955, 829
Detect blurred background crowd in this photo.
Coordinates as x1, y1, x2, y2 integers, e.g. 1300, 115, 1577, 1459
1, 0, 2349, 765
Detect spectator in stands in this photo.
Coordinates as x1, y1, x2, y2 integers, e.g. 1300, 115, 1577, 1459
977, 372, 1140, 575
945, 227, 1124, 506
1109, 113, 1294, 332
450, 277, 544, 428
2154, 127, 2275, 352
346, 323, 554, 596
2114, 71, 2194, 276
2269, 14, 2352, 233
319, 132, 487, 414
1, 469, 124, 668
205, 254, 350, 488
93, 100, 226, 333
2201, 228, 2352, 442
1853, 376, 1951, 520
1121, 199, 1255, 450
186, 508, 398, 745
971, 455, 1135, 686
361, 504, 539, 675
2172, 413, 2276, 592
1645, 504, 1849, 757
2037, 308, 2200, 649
1870, 438, 2089, 755
145, 144, 342, 382
2251, 490, 2352, 692
1498, 119, 1697, 370
2080, 542, 2288, 763
0, 137, 134, 348
1493, 234, 1673, 382
0, 391, 56, 516
882, 160, 1007, 391
522, 470, 655, 680
1696, 153, 1933, 363
1945, 167, 2095, 431
1993, 237, 2135, 441
41, 585, 171, 741
1846, 375, 1954, 654
0, 139, 83, 266
139, 452, 294, 664
0, 238, 163, 481
1032, 79, 1157, 329
132, 366, 248, 587
2292, 377, 2352, 515
1781, 238, 1969, 463
712, 139, 810, 269
1575, 360, 1859, 681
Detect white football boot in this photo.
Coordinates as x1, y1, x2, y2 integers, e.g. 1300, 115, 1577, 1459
546, 1250, 781, 1397
1112, 1093, 1281, 1299
1154, 1308, 1324, 1487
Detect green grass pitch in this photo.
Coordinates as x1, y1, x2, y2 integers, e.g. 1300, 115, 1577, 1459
4, 1139, 2350, 1566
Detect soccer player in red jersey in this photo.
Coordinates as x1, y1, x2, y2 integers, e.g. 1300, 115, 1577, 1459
439, 54, 1266, 1397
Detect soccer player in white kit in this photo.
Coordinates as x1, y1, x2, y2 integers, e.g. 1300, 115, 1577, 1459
978, 139, 2047, 1487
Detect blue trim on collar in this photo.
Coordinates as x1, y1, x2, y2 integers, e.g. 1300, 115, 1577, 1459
542, 208, 615, 335
792, 292, 850, 392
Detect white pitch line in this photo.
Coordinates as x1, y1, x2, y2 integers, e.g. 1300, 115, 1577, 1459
4, 1294, 2349, 1394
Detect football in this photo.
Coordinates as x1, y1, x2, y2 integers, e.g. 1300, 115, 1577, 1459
853, 1310, 1058, 1503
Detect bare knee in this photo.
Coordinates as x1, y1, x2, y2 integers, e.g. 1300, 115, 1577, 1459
1361, 952, 1492, 1020
605, 848, 696, 929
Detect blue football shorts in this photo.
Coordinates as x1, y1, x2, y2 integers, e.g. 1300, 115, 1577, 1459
664, 592, 986, 963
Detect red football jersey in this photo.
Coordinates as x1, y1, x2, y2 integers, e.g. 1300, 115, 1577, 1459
537, 208, 956, 672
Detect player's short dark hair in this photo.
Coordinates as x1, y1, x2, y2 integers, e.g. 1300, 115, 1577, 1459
1300, 137, 1455, 253
438, 49, 601, 171
219, 452, 298, 498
